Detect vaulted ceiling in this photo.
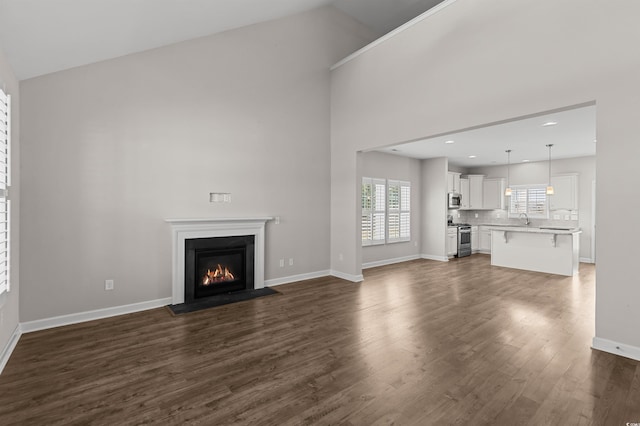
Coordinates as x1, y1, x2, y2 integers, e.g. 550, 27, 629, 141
0, 0, 445, 80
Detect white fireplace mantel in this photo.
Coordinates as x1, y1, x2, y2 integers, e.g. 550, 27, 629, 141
166, 217, 273, 305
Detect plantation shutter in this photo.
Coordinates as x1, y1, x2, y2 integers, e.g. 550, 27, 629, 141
362, 178, 386, 245
388, 180, 411, 243
0, 88, 10, 294
508, 185, 548, 219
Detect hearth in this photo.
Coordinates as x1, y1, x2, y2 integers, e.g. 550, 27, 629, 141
184, 235, 255, 304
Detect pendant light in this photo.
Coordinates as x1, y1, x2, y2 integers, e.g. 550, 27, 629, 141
504, 149, 512, 196
546, 144, 554, 195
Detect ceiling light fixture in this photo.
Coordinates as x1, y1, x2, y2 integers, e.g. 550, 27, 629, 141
504, 149, 512, 196
546, 144, 554, 195
445, 140, 455, 144
542, 121, 558, 127
468, 155, 476, 159
522, 159, 530, 163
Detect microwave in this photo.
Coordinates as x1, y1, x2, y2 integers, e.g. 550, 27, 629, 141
448, 192, 462, 209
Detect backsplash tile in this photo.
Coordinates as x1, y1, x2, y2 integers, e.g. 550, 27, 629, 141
448, 209, 579, 228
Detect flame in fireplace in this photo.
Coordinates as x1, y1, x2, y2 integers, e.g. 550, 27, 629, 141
202, 264, 235, 285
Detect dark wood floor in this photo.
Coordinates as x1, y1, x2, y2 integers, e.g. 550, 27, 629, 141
1, 255, 639, 425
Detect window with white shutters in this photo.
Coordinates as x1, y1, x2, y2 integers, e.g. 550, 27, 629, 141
387, 180, 411, 243
0, 88, 10, 295
362, 178, 410, 246
362, 178, 386, 246
509, 185, 548, 219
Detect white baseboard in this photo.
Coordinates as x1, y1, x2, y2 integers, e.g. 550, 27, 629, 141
362, 255, 420, 269
420, 254, 449, 262
21, 297, 173, 334
580, 257, 595, 264
330, 270, 364, 282
265, 270, 330, 287
0, 324, 22, 375
592, 337, 640, 362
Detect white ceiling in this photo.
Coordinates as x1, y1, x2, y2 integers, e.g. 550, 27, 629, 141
375, 104, 597, 167
0, 0, 445, 81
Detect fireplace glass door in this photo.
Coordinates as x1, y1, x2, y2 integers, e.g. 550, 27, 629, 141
184, 235, 255, 303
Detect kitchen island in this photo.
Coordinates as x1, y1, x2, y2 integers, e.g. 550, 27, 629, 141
489, 226, 581, 276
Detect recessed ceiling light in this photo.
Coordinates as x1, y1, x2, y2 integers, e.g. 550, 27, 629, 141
445, 140, 455, 144
522, 159, 530, 162
542, 121, 558, 127
468, 155, 477, 159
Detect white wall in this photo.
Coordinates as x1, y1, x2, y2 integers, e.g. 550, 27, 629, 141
330, 0, 640, 353
359, 151, 422, 266
468, 156, 596, 261
421, 157, 447, 260
19, 6, 375, 322
0, 45, 20, 363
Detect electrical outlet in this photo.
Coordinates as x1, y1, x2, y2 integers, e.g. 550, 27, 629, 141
289, 258, 294, 266
279, 259, 284, 268
339, 253, 344, 261
105, 279, 114, 291
564, 215, 570, 220
275, 216, 280, 225
475, 213, 479, 218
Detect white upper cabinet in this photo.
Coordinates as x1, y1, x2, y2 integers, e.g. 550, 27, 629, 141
550, 174, 578, 210
447, 172, 461, 193
467, 175, 484, 210
482, 178, 505, 210
460, 178, 470, 209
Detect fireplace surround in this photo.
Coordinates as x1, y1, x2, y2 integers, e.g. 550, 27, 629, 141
166, 218, 271, 305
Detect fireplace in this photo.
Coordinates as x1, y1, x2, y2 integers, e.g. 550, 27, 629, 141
184, 235, 255, 303
166, 217, 271, 305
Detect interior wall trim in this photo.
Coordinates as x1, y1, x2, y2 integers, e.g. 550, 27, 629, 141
20, 297, 172, 334
592, 337, 640, 362
330, 270, 364, 283
421, 254, 449, 262
0, 324, 21, 375
363, 255, 421, 269
331, 0, 458, 70
265, 270, 330, 287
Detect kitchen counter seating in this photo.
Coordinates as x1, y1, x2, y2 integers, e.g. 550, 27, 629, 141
486, 226, 581, 276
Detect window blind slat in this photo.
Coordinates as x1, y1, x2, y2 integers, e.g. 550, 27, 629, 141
0, 89, 10, 295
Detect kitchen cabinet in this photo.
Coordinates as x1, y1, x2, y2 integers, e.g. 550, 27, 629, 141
471, 226, 478, 252
447, 172, 461, 193
467, 175, 484, 210
478, 226, 492, 253
460, 178, 470, 209
447, 227, 458, 257
483, 178, 506, 210
550, 174, 578, 211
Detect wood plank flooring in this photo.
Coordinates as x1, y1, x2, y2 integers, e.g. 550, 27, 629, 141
1, 255, 639, 425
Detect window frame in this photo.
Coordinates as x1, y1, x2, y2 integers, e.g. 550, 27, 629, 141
387, 180, 411, 243
508, 184, 549, 219
362, 177, 411, 246
361, 177, 386, 246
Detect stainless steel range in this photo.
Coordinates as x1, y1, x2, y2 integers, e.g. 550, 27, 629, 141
456, 224, 471, 257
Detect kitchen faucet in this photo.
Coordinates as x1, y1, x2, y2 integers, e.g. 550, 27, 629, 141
519, 213, 530, 226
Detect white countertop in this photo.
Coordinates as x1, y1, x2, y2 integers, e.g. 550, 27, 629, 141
483, 225, 581, 235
